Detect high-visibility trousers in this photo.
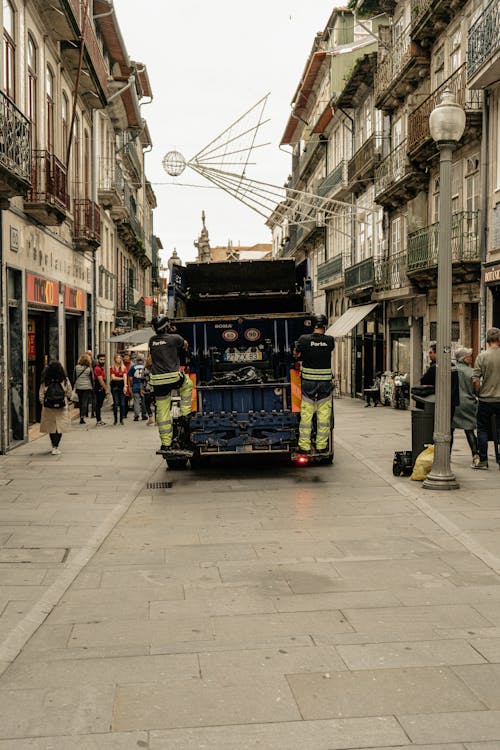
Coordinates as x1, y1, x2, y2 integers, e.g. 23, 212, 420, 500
298, 377, 332, 451
151, 371, 193, 448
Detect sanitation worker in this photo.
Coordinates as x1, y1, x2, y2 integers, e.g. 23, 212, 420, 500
149, 315, 193, 455
294, 314, 335, 454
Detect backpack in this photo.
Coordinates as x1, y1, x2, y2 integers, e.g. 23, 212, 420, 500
44, 380, 66, 409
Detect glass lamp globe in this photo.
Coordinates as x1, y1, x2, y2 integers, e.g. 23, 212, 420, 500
429, 89, 466, 144
162, 151, 186, 177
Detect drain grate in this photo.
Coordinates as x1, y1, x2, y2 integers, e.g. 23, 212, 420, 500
147, 481, 173, 489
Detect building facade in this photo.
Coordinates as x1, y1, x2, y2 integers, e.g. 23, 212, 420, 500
0, 0, 156, 452
277, 1, 495, 397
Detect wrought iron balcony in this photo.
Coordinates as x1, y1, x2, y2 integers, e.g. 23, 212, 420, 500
0, 92, 31, 203
97, 157, 123, 208
374, 251, 410, 292
120, 138, 142, 185
375, 25, 429, 111
374, 139, 425, 207
317, 255, 343, 287
298, 139, 326, 181
408, 64, 483, 159
116, 282, 134, 313
407, 210, 480, 284
73, 198, 101, 251
468, 0, 500, 87
348, 133, 385, 192
411, 0, 469, 45
24, 151, 69, 225
317, 161, 348, 198
115, 186, 146, 254
344, 257, 375, 295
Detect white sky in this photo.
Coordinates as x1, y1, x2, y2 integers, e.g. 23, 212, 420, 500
113, 0, 335, 264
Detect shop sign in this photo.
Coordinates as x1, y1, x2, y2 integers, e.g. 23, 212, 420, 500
27, 273, 58, 307
484, 263, 500, 286
64, 285, 86, 311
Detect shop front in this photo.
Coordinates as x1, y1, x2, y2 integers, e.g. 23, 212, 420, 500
26, 273, 60, 425
64, 284, 87, 379
484, 262, 500, 328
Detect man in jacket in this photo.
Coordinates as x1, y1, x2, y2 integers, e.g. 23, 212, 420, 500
472, 327, 500, 470
294, 314, 335, 454
149, 315, 193, 455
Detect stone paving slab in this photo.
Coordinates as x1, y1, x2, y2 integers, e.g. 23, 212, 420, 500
398, 710, 500, 744
287, 666, 486, 719
336, 639, 487, 669
112, 675, 301, 731
0, 734, 150, 749
149, 716, 408, 749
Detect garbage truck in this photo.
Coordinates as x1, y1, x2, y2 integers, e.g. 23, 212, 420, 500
163, 257, 334, 469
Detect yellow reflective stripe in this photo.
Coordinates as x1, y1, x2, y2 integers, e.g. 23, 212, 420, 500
150, 372, 181, 385
302, 367, 331, 375
302, 373, 332, 381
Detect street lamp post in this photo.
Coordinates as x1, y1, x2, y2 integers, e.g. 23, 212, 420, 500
423, 90, 465, 491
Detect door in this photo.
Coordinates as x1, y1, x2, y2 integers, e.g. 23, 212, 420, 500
7, 269, 24, 444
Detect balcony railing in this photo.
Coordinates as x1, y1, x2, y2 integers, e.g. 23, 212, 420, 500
317, 254, 343, 285
317, 161, 347, 197
348, 133, 385, 185
344, 257, 375, 293
0, 92, 31, 185
73, 198, 101, 248
408, 64, 482, 154
98, 157, 123, 193
116, 282, 134, 312
27, 151, 69, 210
375, 25, 412, 101
374, 251, 409, 291
121, 139, 142, 183
374, 140, 410, 197
407, 210, 480, 272
468, 0, 500, 80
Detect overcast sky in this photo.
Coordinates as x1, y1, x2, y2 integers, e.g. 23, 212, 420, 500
113, 0, 335, 264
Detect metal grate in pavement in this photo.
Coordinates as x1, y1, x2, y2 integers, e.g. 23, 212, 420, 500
146, 481, 173, 489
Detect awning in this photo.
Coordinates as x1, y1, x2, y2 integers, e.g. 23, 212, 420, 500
105, 327, 154, 344
326, 303, 378, 338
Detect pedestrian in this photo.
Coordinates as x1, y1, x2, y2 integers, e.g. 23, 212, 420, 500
86, 350, 97, 417
364, 372, 381, 407
122, 351, 133, 418
73, 353, 93, 424
471, 327, 500, 470
109, 353, 127, 425
420, 341, 460, 420
93, 353, 109, 426
39, 361, 72, 455
149, 315, 193, 455
128, 353, 147, 421
294, 314, 335, 454
142, 355, 155, 425
451, 347, 478, 462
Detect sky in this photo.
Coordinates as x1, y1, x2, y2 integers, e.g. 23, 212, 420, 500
113, 0, 336, 264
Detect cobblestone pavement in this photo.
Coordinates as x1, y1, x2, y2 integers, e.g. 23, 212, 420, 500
1, 399, 500, 748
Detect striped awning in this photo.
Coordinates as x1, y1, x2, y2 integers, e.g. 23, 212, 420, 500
326, 303, 377, 338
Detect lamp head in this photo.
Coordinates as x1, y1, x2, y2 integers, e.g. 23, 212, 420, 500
429, 89, 466, 145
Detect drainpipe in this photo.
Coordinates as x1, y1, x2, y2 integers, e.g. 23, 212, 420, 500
479, 90, 489, 352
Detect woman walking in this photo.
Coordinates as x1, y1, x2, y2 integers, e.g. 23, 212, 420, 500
451, 347, 479, 463
39, 361, 72, 455
73, 353, 93, 424
110, 353, 127, 425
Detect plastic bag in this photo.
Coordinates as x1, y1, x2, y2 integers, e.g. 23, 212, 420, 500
410, 445, 434, 481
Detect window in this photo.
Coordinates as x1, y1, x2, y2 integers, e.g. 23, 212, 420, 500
46, 65, 54, 152
432, 176, 440, 222
62, 92, 69, 159
391, 217, 401, 256
451, 162, 462, 214
465, 155, 480, 213
73, 115, 80, 197
84, 129, 90, 198
434, 45, 445, 87
450, 28, 462, 74
3, 0, 16, 99
27, 34, 37, 145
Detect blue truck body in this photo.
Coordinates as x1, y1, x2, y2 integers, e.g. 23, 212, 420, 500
167, 258, 313, 459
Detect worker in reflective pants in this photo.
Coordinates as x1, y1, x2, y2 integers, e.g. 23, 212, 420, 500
149, 316, 193, 455
294, 315, 335, 453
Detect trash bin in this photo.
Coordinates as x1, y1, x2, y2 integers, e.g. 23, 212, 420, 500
411, 391, 435, 465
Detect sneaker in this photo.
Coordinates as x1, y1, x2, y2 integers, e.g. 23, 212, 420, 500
146, 417, 154, 425
364, 403, 370, 408
141, 416, 147, 421
120, 420, 124, 425
79, 418, 86, 424
96, 420, 106, 426
51, 447, 61, 455
472, 454, 480, 467
471, 459, 488, 470
134, 416, 139, 422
